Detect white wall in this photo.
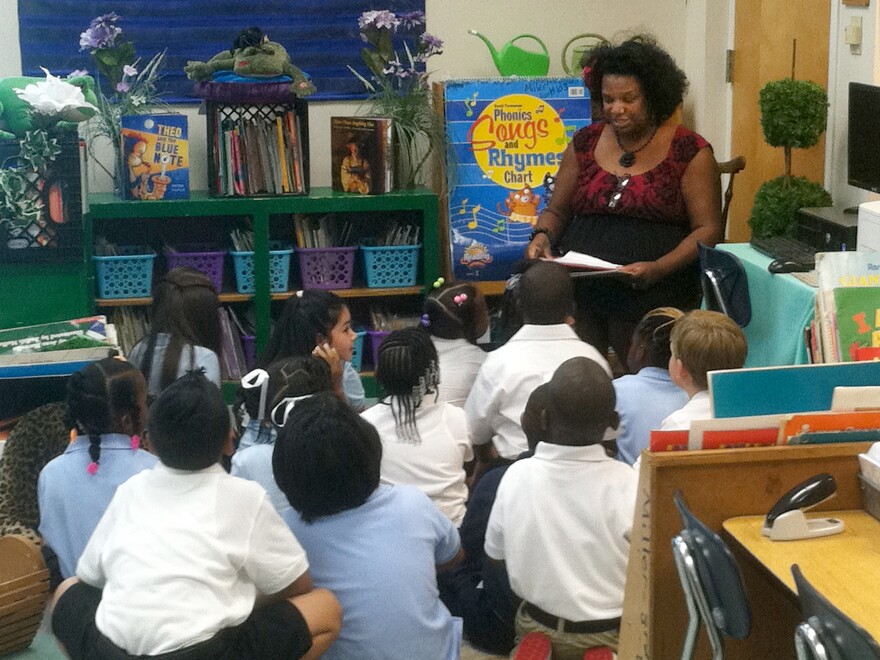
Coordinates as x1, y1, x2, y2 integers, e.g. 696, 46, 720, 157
3, 0, 738, 192
825, 1, 878, 208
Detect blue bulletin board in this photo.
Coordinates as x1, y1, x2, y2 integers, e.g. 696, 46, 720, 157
444, 78, 592, 282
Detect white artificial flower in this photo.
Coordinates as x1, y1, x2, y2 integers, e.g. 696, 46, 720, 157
15, 68, 98, 122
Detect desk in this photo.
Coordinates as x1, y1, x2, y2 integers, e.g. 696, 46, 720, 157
723, 511, 880, 642
718, 244, 815, 367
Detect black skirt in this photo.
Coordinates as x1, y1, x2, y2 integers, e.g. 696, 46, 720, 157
560, 213, 702, 322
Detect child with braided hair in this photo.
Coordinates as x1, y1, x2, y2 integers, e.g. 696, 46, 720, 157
37, 358, 157, 579
361, 327, 473, 526
613, 307, 688, 465
422, 280, 489, 406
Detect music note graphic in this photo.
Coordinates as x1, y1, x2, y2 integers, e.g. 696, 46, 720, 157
491, 218, 505, 234
536, 104, 545, 114
467, 205, 481, 229
464, 92, 478, 117
481, 170, 494, 180
458, 199, 469, 214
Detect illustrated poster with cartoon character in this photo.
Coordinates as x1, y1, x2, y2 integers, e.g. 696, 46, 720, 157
444, 78, 591, 282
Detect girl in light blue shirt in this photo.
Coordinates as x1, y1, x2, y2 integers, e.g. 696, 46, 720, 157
38, 358, 157, 579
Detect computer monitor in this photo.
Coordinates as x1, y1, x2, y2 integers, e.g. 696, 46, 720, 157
848, 82, 880, 194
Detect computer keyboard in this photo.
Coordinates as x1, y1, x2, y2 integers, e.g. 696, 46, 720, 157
749, 235, 817, 269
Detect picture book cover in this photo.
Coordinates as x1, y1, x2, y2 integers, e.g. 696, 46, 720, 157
833, 286, 880, 361
121, 114, 189, 200
444, 78, 593, 282
330, 116, 394, 195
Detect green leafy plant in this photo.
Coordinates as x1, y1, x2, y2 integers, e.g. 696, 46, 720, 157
0, 130, 61, 230
749, 78, 831, 237
350, 10, 445, 189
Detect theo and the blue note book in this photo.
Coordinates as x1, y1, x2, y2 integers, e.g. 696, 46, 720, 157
121, 114, 189, 200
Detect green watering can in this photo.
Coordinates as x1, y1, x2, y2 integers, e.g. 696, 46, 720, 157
469, 30, 550, 77
562, 33, 610, 76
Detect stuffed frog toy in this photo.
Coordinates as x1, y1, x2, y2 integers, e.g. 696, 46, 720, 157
0, 73, 98, 141
185, 40, 316, 97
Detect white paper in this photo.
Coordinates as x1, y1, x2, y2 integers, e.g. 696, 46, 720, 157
545, 251, 622, 271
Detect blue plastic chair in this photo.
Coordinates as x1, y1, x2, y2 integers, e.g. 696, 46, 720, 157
671, 490, 751, 660
698, 242, 752, 328
792, 564, 880, 660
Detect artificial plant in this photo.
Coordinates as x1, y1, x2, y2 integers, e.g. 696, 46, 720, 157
749, 78, 831, 238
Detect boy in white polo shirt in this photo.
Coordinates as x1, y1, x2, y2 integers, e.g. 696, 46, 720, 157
51, 372, 341, 660
485, 357, 637, 659
465, 261, 611, 464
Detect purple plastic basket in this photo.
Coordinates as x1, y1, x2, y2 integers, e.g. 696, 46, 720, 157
165, 245, 226, 293
367, 329, 391, 369
296, 246, 357, 290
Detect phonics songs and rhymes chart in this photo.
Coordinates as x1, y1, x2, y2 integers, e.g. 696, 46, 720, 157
444, 78, 591, 281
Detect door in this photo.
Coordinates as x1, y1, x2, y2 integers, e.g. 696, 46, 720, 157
728, 0, 831, 242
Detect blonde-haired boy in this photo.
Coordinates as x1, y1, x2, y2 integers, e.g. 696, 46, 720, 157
661, 310, 748, 430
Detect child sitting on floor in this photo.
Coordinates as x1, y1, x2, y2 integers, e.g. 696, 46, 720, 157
485, 357, 637, 658
232, 356, 333, 516
361, 327, 473, 526
422, 281, 489, 406
613, 307, 688, 464
274, 392, 463, 660
38, 358, 157, 580
51, 372, 341, 660
661, 309, 748, 430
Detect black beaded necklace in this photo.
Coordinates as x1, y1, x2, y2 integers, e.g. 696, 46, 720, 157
614, 127, 658, 168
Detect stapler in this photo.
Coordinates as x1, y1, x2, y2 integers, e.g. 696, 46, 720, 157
762, 473, 845, 541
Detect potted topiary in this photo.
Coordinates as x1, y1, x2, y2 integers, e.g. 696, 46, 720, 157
749, 78, 831, 238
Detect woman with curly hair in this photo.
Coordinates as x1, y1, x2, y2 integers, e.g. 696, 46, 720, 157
525, 35, 723, 370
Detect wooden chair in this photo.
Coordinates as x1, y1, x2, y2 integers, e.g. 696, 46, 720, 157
0, 535, 50, 656
718, 156, 746, 237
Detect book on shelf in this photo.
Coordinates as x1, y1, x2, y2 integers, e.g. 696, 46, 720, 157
330, 116, 394, 195
211, 107, 306, 197
121, 114, 189, 200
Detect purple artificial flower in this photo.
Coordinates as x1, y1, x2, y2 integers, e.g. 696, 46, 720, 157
420, 33, 444, 57
116, 81, 131, 93
123, 64, 138, 77
383, 59, 404, 77
398, 11, 426, 29
79, 13, 122, 51
358, 9, 400, 31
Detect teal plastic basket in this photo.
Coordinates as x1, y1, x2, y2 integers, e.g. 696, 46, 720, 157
93, 246, 156, 299
350, 331, 366, 372
231, 242, 292, 294
361, 244, 421, 288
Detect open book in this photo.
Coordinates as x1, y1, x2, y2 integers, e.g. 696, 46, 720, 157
544, 251, 626, 276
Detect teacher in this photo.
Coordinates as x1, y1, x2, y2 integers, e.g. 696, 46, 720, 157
525, 35, 723, 367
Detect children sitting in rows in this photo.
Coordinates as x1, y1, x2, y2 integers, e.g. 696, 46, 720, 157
662, 309, 748, 430
485, 357, 637, 658
38, 358, 157, 579
232, 356, 333, 516
422, 281, 489, 406
51, 372, 341, 660
258, 290, 364, 414
465, 260, 611, 461
274, 392, 463, 659
362, 327, 473, 526
613, 307, 688, 464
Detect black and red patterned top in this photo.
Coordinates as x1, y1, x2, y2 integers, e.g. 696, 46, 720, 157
560, 122, 713, 318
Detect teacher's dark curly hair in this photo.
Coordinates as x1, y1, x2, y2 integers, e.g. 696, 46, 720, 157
587, 35, 689, 126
